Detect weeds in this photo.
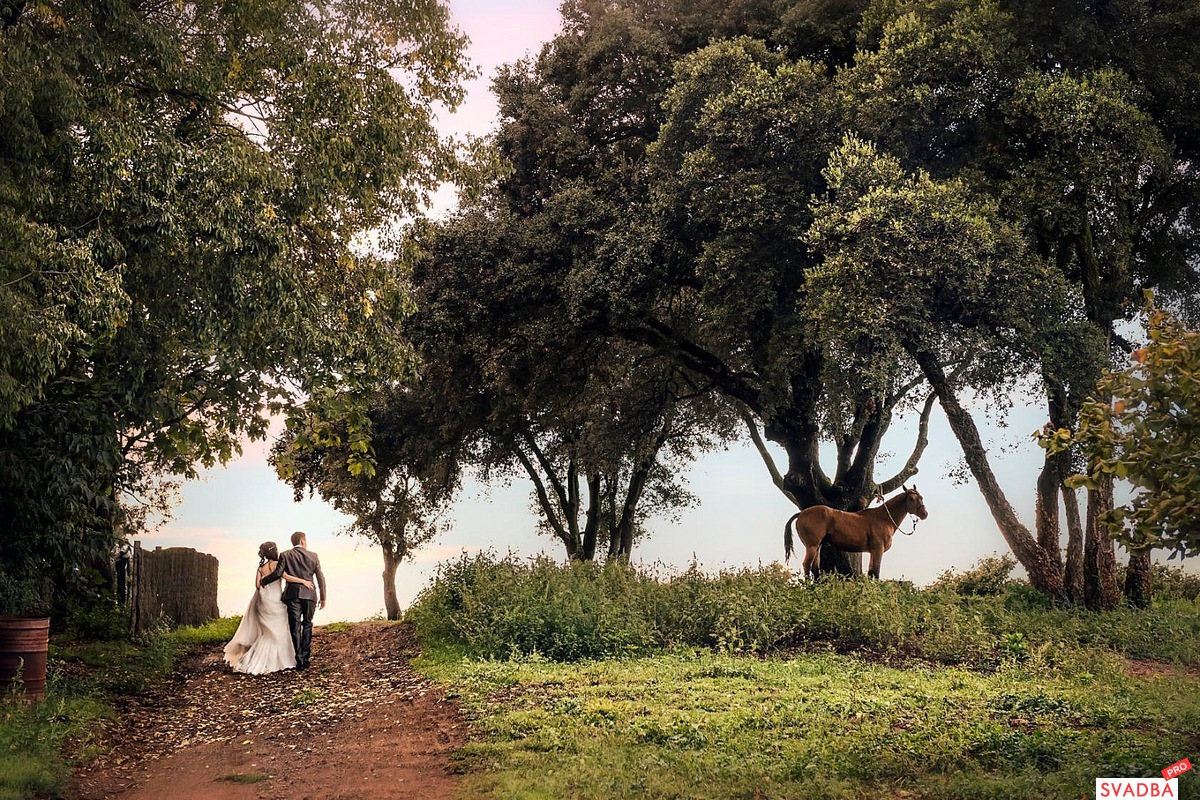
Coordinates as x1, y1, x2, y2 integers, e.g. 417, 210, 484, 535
291, 688, 324, 707
408, 551, 1200, 668
218, 771, 271, 784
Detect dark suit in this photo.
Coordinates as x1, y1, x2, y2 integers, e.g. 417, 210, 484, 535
262, 546, 326, 668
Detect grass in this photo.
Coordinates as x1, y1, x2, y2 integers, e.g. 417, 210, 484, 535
409, 554, 1200, 800
418, 647, 1200, 800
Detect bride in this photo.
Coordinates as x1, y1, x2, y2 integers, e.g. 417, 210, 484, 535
223, 541, 313, 674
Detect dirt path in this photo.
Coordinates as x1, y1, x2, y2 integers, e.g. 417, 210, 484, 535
70, 623, 466, 800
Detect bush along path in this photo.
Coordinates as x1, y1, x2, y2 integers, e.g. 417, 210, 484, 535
69, 622, 464, 800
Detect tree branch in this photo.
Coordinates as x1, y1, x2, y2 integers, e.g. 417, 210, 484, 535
513, 444, 571, 548
521, 430, 572, 518
617, 316, 763, 411
878, 391, 936, 493
739, 405, 801, 508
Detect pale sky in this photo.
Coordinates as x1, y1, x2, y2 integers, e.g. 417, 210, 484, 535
146, 0, 1191, 623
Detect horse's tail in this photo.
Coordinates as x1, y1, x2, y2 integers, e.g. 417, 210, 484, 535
783, 512, 803, 562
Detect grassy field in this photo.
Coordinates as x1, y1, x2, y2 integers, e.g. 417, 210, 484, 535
4, 558, 1198, 800
419, 648, 1199, 799
411, 554, 1200, 800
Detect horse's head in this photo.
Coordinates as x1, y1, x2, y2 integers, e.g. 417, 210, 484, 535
902, 485, 928, 519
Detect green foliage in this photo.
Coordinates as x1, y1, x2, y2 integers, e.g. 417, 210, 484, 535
1142, 564, 1200, 602
0, 0, 477, 598
0, 572, 52, 619
408, 552, 1200, 667
0, 618, 249, 797
408, 554, 658, 661
931, 554, 1018, 597
417, 644, 1200, 800
273, 385, 462, 617
0, 695, 109, 800
0, 622, 197, 800
291, 688, 324, 708
1044, 302, 1200, 557
62, 598, 131, 642
407, 206, 732, 562
462, 0, 1200, 587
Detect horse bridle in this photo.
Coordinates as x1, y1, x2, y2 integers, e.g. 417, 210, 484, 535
879, 493, 919, 536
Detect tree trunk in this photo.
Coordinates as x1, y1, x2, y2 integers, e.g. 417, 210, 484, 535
514, 442, 581, 560
1084, 479, 1120, 611
815, 542, 860, 576
1034, 456, 1064, 571
911, 346, 1064, 598
612, 467, 647, 561
1124, 548, 1153, 608
581, 473, 602, 561
744, 411, 863, 575
1062, 485, 1085, 605
381, 539, 402, 621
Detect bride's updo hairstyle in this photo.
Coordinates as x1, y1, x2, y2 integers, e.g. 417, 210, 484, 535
258, 541, 279, 566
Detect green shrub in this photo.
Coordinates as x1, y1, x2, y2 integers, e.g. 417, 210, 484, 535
1154, 564, 1200, 601
408, 551, 1200, 667
409, 553, 659, 660
63, 599, 132, 641
1116, 563, 1200, 602
931, 554, 1018, 596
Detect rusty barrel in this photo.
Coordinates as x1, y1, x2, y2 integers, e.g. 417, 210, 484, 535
0, 616, 50, 702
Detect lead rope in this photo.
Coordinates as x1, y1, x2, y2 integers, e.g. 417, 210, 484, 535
881, 498, 919, 536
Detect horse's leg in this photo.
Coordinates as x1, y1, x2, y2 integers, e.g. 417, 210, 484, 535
803, 545, 820, 580
868, 547, 883, 580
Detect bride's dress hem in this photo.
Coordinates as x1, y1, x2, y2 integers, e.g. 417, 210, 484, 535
222, 582, 297, 675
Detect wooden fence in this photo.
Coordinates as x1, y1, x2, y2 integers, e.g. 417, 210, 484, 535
130, 542, 219, 632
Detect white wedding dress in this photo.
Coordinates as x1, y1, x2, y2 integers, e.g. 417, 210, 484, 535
223, 578, 297, 674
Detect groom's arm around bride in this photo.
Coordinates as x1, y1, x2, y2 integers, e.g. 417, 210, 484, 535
261, 532, 327, 607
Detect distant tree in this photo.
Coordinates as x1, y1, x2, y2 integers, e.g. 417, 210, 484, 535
274, 387, 461, 620
0, 0, 476, 607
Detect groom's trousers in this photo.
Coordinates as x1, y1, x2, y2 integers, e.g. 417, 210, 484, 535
286, 598, 316, 667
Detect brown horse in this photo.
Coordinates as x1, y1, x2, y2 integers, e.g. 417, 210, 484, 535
783, 486, 928, 579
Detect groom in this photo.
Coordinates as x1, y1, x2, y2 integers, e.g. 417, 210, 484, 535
262, 530, 326, 669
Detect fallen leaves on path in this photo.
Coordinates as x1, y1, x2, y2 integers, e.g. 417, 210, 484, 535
72, 622, 464, 800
